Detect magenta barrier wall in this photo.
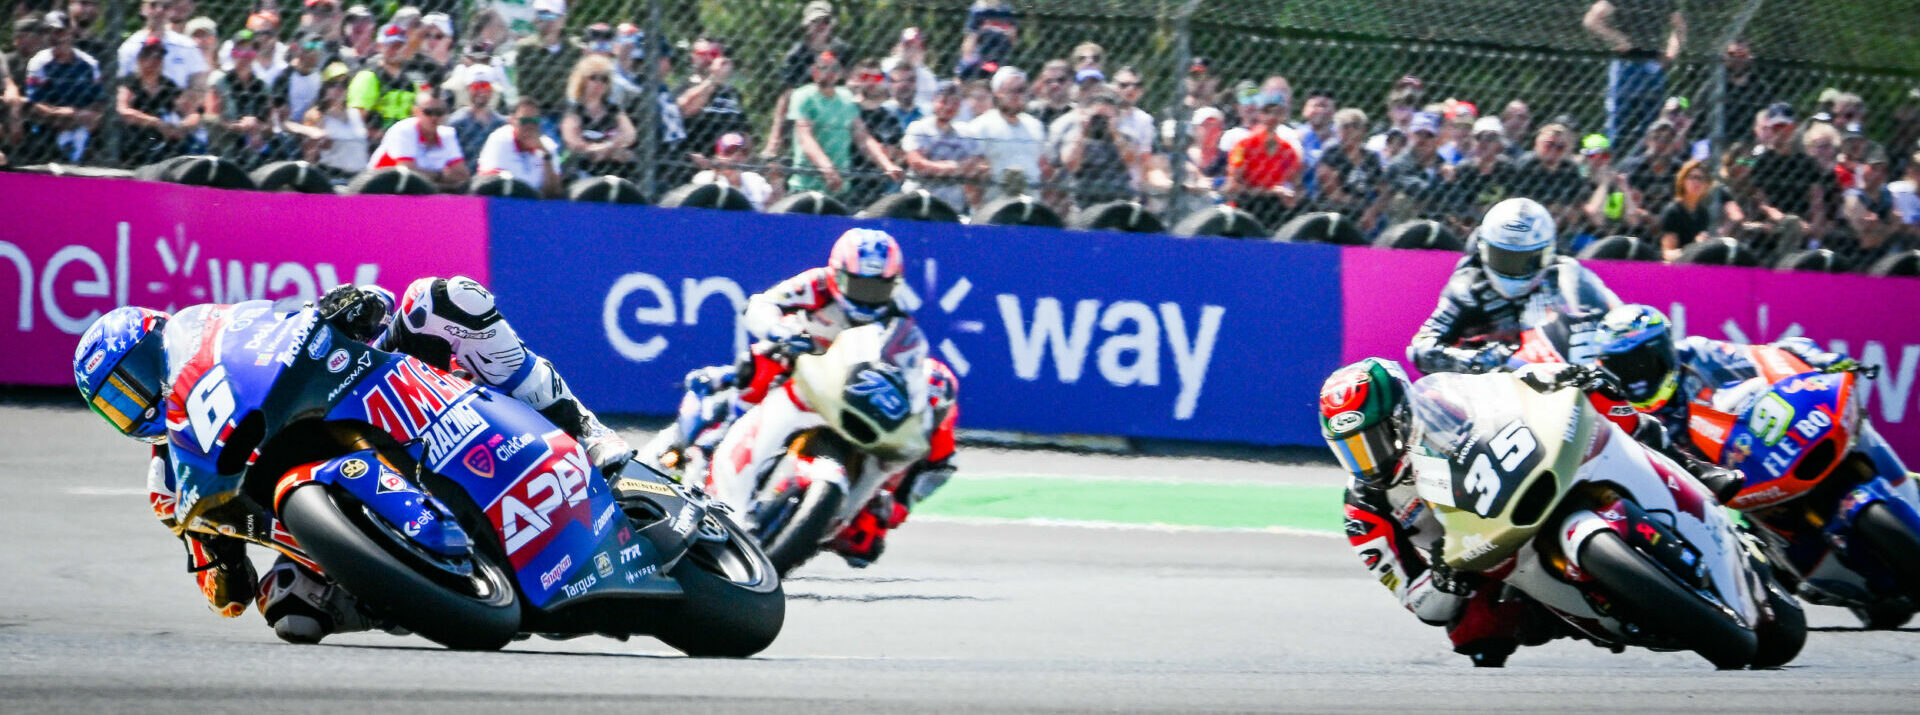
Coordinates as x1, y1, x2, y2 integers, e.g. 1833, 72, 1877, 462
0, 173, 489, 386
1341, 245, 1920, 456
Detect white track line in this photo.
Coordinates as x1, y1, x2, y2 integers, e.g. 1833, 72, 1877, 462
64, 486, 148, 496
915, 514, 1339, 538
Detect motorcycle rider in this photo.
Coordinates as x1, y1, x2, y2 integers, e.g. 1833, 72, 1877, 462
1589, 303, 1879, 471
652, 227, 957, 566
1407, 197, 1621, 375
71, 276, 632, 643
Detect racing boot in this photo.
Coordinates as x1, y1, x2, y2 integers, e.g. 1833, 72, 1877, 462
830, 494, 909, 568
185, 534, 256, 618
257, 558, 381, 644
1666, 446, 1745, 503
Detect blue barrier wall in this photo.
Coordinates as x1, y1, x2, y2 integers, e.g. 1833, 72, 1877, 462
489, 202, 1344, 446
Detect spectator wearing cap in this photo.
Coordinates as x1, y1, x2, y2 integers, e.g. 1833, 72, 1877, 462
117, 0, 208, 94
692, 132, 775, 210
1225, 88, 1306, 228
65, 0, 108, 60
675, 41, 749, 171
1315, 107, 1389, 232
446, 64, 506, 163
511, 0, 581, 119
1025, 59, 1073, 129
787, 50, 900, 198
1619, 117, 1683, 212
23, 10, 104, 163
1382, 111, 1457, 222
902, 79, 986, 210
767, 1, 848, 161
206, 29, 292, 169
560, 53, 639, 182
1583, 0, 1683, 154
882, 27, 938, 113
963, 66, 1046, 202
958, 0, 1017, 79
1835, 144, 1911, 265
1069, 67, 1104, 106
1366, 76, 1421, 160
414, 12, 455, 69
341, 5, 376, 67
1159, 57, 1219, 128
1061, 86, 1139, 208
288, 61, 367, 177
1069, 41, 1104, 74
1579, 133, 1643, 247
116, 37, 197, 166
442, 40, 507, 110
366, 89, 467, 189
477, 98, 561, 196
346, 23, 433, 141
1750, 102, 1829, 241
272, 32, 329, 122
1433, 99, 1475, 165
183, 16, 217, 68
1446, 116, 1518, 228
220, 11, 287, 84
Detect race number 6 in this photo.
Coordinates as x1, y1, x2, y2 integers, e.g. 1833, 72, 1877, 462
185, 364, 235, 453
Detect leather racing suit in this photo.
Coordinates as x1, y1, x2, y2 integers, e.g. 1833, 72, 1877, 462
1408, 255, 1621, 375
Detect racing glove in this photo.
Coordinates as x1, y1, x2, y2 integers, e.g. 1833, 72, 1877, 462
316, 283, 394, 344
1465, 343, 1515, 374
1425, 543, 1479, 597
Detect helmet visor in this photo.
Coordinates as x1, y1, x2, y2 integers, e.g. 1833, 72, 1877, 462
1328, 421, 1402, 486
836, 269, 898, 307
86, 333, 167, 439
1482, 242, 1550, 280
1597, 337, 1676, 404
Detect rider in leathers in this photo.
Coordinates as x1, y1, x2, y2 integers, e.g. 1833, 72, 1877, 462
658, 228, 959, 566
73, 277, 631, 643
1407, 198, 1621, 375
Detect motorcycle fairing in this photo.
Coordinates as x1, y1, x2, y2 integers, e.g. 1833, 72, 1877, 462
1717, 369, 1857, 511
272, 449, 471, 557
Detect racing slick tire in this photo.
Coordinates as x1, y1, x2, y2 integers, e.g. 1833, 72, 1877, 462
757, 476, 848, 577
1578, 530, 1758, 669
278, 484, 520, 650
651, 512, 787, 657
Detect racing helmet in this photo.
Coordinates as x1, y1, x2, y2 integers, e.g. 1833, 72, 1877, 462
1319, 358, 1414, 488
1593, 304, 1679, 411
1473, 197, 1558, 299
73, 307, 172, 443
926, 357, 959, 413
826, 228, 904, 324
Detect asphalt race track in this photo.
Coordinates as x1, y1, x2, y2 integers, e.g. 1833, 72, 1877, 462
3, 397, 1918, 713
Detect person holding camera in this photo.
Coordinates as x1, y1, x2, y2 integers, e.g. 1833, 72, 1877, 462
1061, 87, 1136, 208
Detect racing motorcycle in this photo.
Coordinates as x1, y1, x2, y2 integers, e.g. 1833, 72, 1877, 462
699, 318, 937, 575
1684, 346, 1920, 628
158, 300, 784, 653
1406, 366, 1804, 669
1505, 310, 1920, 628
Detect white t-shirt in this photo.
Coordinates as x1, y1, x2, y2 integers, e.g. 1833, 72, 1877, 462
117, 29, 209, 88
879, 56, 938, 113
316, 111, 369, 174
368, 117, 466, 172
901, 116, 981, 210
692, 170, 773, 211
965, 109, 1045, 199
1890, 179, 1920, 225
282, 67, 323, 120
476, 125, 560, 191
217, 40, 288, 85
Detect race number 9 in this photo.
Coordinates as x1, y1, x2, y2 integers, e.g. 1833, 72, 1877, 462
1749, 394, 1794, 446
185, 364, 235, 453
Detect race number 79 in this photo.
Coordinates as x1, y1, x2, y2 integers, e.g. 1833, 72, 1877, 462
185, 364, 235, 453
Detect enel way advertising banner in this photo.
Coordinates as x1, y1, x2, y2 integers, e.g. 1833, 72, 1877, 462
1341, 246, 1920, 458
488, 202, 1345, 446
0, 173, 490, 386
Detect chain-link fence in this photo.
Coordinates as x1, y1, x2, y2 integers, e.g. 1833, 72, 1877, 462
5, 0, 1918, 269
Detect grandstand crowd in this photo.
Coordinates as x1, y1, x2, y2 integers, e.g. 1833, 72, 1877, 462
5, 0, 1918, 270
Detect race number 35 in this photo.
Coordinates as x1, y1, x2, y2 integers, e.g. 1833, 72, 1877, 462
1462, 420, 1538, 515
185, 364, 235, 453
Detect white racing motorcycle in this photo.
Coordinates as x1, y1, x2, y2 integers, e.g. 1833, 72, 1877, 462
1406, 365, 1805, 669
702, 318, 938, 575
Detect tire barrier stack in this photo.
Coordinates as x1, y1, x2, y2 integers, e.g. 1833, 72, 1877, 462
1170, 205, 1267, 239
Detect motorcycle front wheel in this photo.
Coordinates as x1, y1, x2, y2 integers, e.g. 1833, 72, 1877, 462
755, 473, 847, 577
1853, 502, 1920, 628
1578, 530, 1758, 669
651, 511, 786, 657
279, 484, 520, 650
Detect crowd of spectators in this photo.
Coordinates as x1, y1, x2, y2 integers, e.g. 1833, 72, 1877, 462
2, 0, 1918, 269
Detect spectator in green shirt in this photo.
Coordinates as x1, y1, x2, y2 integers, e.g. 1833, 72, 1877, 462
787, 50, 900, 197
346, 23, 422, 141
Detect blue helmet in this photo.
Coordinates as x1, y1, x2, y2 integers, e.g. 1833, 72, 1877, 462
1593, 304, 1679, 411
74, 307, 172, 443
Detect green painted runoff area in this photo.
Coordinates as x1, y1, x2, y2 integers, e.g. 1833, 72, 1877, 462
915, 476, 1345, 532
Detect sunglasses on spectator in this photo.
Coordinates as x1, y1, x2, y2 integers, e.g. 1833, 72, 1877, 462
1116, 81, 1142, 88
419, 107, 448, 117
1544, 141, 1569, 151
588, 74, 610, 83
302, 39, 325, 50
516, 115, 541, 125
857, 72, 885, 84
423, 32, 447, 40
1074, 54, 1102, 63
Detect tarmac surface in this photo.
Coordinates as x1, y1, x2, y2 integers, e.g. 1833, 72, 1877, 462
2, 398, 1918, 713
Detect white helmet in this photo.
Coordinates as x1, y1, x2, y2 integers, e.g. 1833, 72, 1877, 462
1473, 197, 1558, 298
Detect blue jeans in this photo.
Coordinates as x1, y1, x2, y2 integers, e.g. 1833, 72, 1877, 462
1607, 58, 1665, 153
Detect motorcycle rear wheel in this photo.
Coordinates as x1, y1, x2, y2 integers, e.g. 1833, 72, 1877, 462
1578, 530, 1758, 669
651, 512, 786, 657
758, 477, 847, 577
279, 484, 520, 650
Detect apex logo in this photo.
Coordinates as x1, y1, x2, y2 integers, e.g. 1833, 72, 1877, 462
488, 431, 594, 562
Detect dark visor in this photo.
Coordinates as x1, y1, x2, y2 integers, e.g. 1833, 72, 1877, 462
1484, 243, 1548, 279
837, 270, 897, 306
1597, 342, 1675, 403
